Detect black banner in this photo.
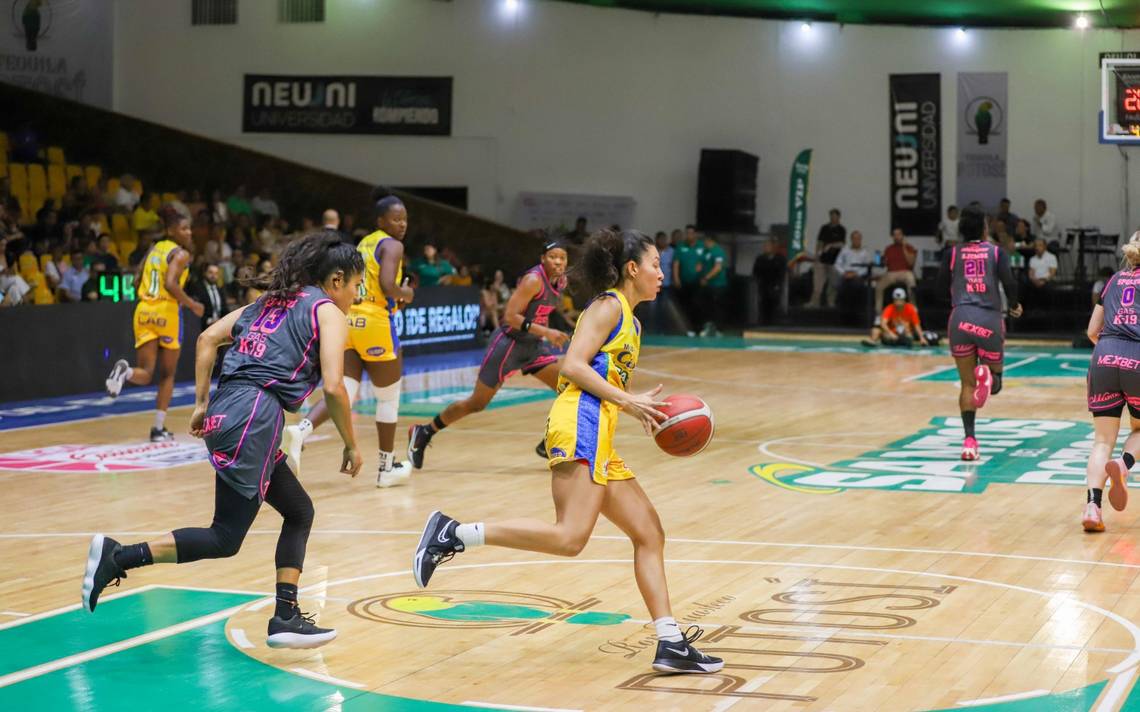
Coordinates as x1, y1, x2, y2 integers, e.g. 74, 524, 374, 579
889, 73, 941, 235
393, 286, 482, 355
242, 74, 452, 135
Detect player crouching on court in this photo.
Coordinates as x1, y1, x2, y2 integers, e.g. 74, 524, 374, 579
1081, 231, 1140, 532
862, 287, 930, 349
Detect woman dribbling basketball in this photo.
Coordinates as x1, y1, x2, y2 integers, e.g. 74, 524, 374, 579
411, 228, 724, 674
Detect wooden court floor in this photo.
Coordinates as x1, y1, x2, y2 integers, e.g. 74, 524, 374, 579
3, 337, 1140, 711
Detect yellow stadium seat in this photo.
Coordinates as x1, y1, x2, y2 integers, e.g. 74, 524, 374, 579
66, 164, 82, 182
111, 213, 133, 243
106, 177, 120, 195
133, 179, 143, 196
39, 254, 51, 271
13, 196, 30, 225
27, 195, 44, 219
161, 192, 177, 205
33, 281, 55, 305
149, 193, 161, 210
28, 164, 47, 205
0, 132, 8, 157
46, 146, 65, 165
0, 163, 6, 179
85, 165, 101, 187
8, 163, 28, 198
47, 164, 66, 200
94, 213, 110, 235
17, 252, 39, 280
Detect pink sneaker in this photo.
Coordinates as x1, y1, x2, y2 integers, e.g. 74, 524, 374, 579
961, 436, 979, 461
1106, 458, 1130, 512
973, 365, 992, 409
1082, 502, 1105, 532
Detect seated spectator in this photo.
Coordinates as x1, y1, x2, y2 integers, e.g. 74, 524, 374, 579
92, 234, 120, 272
321, 209, 340, 233
995, 198, 1019, 235
59, 176, 92, 223
114, 175, 140, 212
0, 177, 20, 218
565, 216, 589, 245
234, 265, 261, 304
411, 243, 455, 286
1013, 218, 1034, 258
210, 189, 228, 225
451, 263, 473, 286
222, 247, 244, 287
1093, 267, 1115, 306
863, 288, 928, 348
231, 213, 256, 250
251, 189, 279, 219
226, 185, 253, 218
81, 261, 107, 301
0, 251, 31, 306
752, 238, 787, 326
185, 190, 207, 220
30, 206, 61, 244
874, 228, 917, 311
205, 224, 232, 265
480, 276, 500, 333
43, 245, 67, 290
1032, 199, 1057, 242
1026, 238, 1058, 306
90, 177, 112, 213
256, 215, 285, 255
937, 205, 960, 247
191, 208, 211, 245
190, 263, 229, 329
834, 230, 872, 286
0, 204, 24, 244
132, 193, 160, 233
58, 250, 88, 302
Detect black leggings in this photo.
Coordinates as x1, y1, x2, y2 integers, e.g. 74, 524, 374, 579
172, 461, 314, 570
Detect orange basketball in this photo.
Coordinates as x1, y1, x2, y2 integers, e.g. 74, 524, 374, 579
654, 394, 714, 457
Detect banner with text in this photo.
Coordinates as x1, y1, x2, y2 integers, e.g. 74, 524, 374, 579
786, 149, 812, 259
392, 286, 481, 355
889, 74, 941, 236
0, 0, 112, 108
243, 75, 452, 135
956, 72, 1008, 213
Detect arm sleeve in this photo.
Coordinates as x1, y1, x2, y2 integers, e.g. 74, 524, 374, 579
996, 249, 1019, 306
935, 248, 952, 302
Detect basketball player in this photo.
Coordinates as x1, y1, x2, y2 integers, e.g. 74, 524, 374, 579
280, 192, 415, 487
105, 212, 204, 442
935, 204, 1023, 461
412, 229, 725, 674
1081, 231, 1140, 532
407, 240, 570, 468
82, 231, 364, 649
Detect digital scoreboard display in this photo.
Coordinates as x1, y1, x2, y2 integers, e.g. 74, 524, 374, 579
1113, 67, 1140, 136
1102, 52, 1140, 142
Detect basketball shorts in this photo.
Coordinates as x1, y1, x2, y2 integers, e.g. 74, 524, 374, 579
477, 329, 559, 388
1087, 338, 1140, 417
948, 305, 1004, 365
133, 300, 182, 350
346, 306, 399, 362
545, 388, 635, 486
204, 384, 286, 501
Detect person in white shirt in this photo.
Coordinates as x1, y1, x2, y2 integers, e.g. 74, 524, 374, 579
114, 174, 140, 212
834, 230, 872, 287
937, 205, 960, 246
1026, 238, 1059, 308
1032, 199, 1058, 242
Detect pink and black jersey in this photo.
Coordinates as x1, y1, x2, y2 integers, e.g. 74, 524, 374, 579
942, 241, 1016, 312
1098, 269, 1140, 342
504, 265, 565, 344
219, 287, 333, 412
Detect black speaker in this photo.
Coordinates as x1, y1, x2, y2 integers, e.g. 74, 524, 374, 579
697, 149, 758, 233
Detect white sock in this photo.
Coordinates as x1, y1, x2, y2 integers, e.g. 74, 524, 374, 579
654, 616, 683, 642
297, 418, 313, 439
124, 367, 134, 381
378, 450, 393, 471
154, 410, 166, 430
455, 522, 485, 548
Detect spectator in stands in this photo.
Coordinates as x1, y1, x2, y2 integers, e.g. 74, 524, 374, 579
343, 213, 363, 240
58, 250, 88, 302
30, 206, 61, 244
43, 245, 66, 290
835, 230, 872, 288
874, 228, 917, 312
90, 177, 111, 213
1093, 267, 1114, 307
0, 204, 23, 244
186, 190, 207, 219
191, 208, 211, 245
1026, 238, 1058, 306
673, 225, 705, 336
237, 265, 261, 304
168, 191, 191, 219
0, 251, 30, 306
205, 224, 231, 265
132, 193, 160, 233
60, 176, 91, 224
451, 263, 474, 287
656, 231, 674, 295
210, 189, 228, 225
81, 261, 106, 301
937, 205, 959, 247
129, 228, 157, 269
995, 198, 1018, 235
1013, 219, 1035, 260
226, 185, 253, 218
490, 268, 511, 309
0, 177, 19, 218
565, 216, 589, 245
222, 247, 243, 287
863, 287, 928, 348
670, 228, 683, 247
752, 237, 787, 326
114, 175, 140, 212
251, 188, 279, 219
187, 262, 228, 329
92, 234, 120, 272
807, 208, 846, 308
321, 209, 341, 232
1032, 199, 1058, 243
480, 275, 501, 333
231, 213, 256, 248
411, 243, 455, 286
698, 234, 728, 337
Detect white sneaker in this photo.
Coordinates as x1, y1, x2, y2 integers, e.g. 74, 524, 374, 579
279, 425, 305, 475
377, 461, 412, 488
105, 359, 129, 398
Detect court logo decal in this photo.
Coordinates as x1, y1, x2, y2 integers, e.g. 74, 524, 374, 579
753, 417, 1096, 495
348, 590, 629, 634
0, 440, 209, 473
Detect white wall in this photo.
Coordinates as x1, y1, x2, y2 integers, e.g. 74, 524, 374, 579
113, 0, 1140, 250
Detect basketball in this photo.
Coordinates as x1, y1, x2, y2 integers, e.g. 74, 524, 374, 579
654, 394, 714, 457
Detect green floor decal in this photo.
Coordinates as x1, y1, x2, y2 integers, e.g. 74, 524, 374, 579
354, 385, 554, 417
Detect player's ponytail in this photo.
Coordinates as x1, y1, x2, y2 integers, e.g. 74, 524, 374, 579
246, 230, 363, 298
572, 228, 654, 298
1123, 231, 1140, 268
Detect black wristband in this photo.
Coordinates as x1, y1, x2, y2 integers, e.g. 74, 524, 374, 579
522, 318, 532, 332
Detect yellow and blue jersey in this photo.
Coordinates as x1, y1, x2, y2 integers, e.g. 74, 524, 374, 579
547, 289, 642, 485
355, 229, 403, 315
347, 229, 404, 362
139, 239, 186, 304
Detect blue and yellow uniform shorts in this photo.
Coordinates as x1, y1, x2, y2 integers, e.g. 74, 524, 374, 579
133, 300, 182, 350
346, 306, 399, 362
545, 389, 636, 485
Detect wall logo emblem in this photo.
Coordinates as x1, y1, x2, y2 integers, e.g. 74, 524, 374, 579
348, 590, 629, 634
11, 0, 52, 52
0, 441, 209, 473
964, 96, 1004, 145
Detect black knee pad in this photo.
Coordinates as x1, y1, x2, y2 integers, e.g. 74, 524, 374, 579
991, 372, 1003, 395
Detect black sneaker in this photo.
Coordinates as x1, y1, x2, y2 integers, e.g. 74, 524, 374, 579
651, 626, 724, 674
266, 609, 338, 649
150, 427, 175, 443
535, 438, 548, 459
407, 424, 433, 470
82, 534, 126, 612
413, 510, 464, 588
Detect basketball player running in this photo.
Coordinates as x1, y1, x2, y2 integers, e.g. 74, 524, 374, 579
1081, 232, 1140, 532
105, 212, 205, 441
280, 192, 415, 487
82, 231, 365, 649
936, 204, 1023, 461
407, 240, 570, 468
412, 229, 725, 674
